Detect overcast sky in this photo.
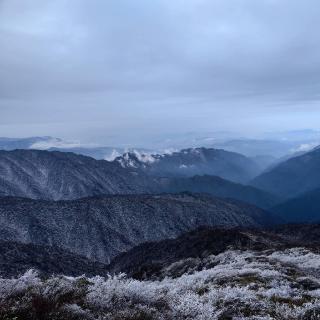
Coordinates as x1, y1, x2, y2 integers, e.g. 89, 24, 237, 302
0, 0, 320, 145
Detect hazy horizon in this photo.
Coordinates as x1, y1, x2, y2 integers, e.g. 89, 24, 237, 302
1, 129, 320, 157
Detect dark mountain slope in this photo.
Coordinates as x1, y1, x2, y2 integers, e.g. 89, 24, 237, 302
272, 188, 320, 223
158, 174, 280, 209
251, 147, 320, 198
0, 240, 108, 278
108, 227, 273, 279
109, 224, 320, 279
270, 223, 320, 244
116, 147, 260, 183
0, 149, 155, 200
0, 194, 277, 263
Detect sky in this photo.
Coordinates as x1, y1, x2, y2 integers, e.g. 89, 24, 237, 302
0, 0, 320, 146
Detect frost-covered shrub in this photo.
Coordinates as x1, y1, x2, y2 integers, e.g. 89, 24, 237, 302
1, 248, 320, 319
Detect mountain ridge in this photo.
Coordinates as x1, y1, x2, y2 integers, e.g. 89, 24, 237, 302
251, 146, 320, 198
115, 147, 261, 183
0, 149, 156, 200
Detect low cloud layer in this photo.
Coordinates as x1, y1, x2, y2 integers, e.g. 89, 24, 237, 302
0, 0, 320, 144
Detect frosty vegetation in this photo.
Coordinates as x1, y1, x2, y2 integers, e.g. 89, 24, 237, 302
1, 248, 320, 320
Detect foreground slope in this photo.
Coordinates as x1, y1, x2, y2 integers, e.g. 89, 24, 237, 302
2, 247, 320, 319
251, 146, 320, 198
0, 194, 276, 263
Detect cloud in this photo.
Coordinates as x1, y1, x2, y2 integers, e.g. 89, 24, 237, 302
0, 0, 320, 143
29, 137, 82, 150
291, 142, 320, 153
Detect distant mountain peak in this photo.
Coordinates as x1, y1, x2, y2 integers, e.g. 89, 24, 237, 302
114, 147, 260, 183
115, 151, 158, 168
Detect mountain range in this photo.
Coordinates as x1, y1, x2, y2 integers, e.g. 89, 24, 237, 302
0, 139, 320, 276
0, 149, 279, 208
2, 134, 318, 160
1, 145, 320, 223
0, 136, 149, 160
0, 149, 155, 200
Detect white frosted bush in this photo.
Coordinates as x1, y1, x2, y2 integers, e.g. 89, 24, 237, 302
1, 248, 320, 319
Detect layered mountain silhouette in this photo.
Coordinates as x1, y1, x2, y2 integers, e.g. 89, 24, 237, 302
0, 194, 277, 263
0, 149, 279, 208
116, 147, 261, 183
251, 146, 320, 198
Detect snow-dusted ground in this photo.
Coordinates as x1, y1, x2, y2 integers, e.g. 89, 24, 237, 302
1, 248, 320, 319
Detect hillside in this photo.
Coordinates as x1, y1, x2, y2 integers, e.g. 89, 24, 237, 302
0, 149, 155, 200
109, 224, 320, 279
0, 240, 108, 278
251, 146, 320, 198
0, 194, 277, 263
2, 228, 320, 319
272, 188, 320, 223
